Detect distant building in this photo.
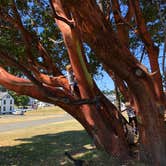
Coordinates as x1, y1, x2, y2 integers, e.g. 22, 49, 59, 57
37, 101, 54, 108
0, 92, 14, 114
28, 97, 38, 109
105, 93, 116, 103
28, 97, 53, 109
105, 93, 125, 110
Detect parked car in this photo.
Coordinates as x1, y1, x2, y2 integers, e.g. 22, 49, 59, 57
12, 109, 24, 115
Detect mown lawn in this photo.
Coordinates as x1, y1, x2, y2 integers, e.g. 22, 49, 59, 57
0, 107, 143, 166
0, 106, 65, 124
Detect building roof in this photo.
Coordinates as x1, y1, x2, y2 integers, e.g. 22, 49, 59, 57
0, 92, 9, 99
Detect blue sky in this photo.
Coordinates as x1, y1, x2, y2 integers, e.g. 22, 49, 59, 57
95, 70, 114, 91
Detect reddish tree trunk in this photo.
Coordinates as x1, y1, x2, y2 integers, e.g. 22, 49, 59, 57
131, 82, 166, 165
50, 0, 130, 158
63, 1, 166, 164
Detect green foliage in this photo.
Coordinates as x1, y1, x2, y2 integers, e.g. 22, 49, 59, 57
119, 92, 125, 103
9, 91, 29, 106
0, 85, 7, 92
140, 0, 165, 43
103, 90, 125, 103
0, 0, 165, 80
0, 0, 69, 74
102, 90, 115, 95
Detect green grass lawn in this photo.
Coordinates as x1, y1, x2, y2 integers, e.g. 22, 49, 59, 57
0, 107, 142, 166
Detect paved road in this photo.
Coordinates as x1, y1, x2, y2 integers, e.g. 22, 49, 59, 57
0, 114, 73, 132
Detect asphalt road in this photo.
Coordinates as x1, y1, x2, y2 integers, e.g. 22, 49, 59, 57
0, 114, 73, 132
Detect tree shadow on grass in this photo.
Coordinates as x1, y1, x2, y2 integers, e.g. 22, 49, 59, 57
0, 130, 95, 166
0, 130, 143, 166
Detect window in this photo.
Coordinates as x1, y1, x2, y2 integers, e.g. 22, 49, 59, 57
6, 95, 10, 98
10, 100, 13, 104
10, 106, 12, 111
3, 100, 6, 105
3, 107, 6, 111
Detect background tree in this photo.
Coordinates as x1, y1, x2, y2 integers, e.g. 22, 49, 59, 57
0, 85, 7, 92
9, 91, 29, 107
0, 0, 165, 164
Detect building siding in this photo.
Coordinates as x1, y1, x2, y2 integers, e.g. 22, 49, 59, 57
0, 93, 14, 114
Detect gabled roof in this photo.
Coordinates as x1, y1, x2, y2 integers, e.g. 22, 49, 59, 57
0, 92, 10, 99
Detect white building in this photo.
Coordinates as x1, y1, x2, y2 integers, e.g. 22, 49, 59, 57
105, 93, 116, 103
0, 92, 14, 114
28, 97, 53, 109
105, 93, 126, 110
37, 101, 54, 108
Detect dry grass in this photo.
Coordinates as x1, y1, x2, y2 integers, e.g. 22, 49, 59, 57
0, 106, 65, 124
0, 106, 144, 166
0, 120, 83, 147
26, 106, 65, 115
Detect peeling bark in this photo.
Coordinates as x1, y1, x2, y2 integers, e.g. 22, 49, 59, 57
60, 0, 166, 164
50, 0, 129, 158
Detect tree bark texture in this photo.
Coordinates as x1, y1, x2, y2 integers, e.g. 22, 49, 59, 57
56, 0, 166, 164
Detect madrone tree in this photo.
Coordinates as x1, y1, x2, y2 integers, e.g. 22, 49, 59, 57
0, 0, 165, 165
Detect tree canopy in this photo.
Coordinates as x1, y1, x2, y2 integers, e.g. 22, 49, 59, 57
9, 91, 30, 106
0, 0, 165, 78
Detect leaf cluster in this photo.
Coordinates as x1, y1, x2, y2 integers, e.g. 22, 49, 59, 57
9, 91, 30, 106
0, 0, 165, 77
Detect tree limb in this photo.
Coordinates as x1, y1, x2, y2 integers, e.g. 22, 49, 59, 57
0, 66, 71, 105
49, 0, 74, 28
139, 46, 145, 63
111, 0, 130, 46
125, 0, 135, 22
28, 65, 69, 90
131, 0, 164, 100
112, 0, 136, 33
0, 51, 42, 87
0, 6, 60, 76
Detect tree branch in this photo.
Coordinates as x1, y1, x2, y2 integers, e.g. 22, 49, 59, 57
112, 0, 136, 33
131, 0, 164, 100
36, 42, 61, 76
0, 51, 42, 87
49, 0, 74, 28
105, 0, 111, 20
125, 0, 135, 22
28, 65, 69, 91
0, 66, 71, 105
111, 0, 130, 46
0, 66, 46, 100
162, 37, 166, 79
11, 2, 59, 74
0, 6, 60, 76
131, 1, 155, 48
139, 46, 145, 63
0, 51, 76, 103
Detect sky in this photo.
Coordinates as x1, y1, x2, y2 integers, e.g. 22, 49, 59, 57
95, 70, 115, 91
